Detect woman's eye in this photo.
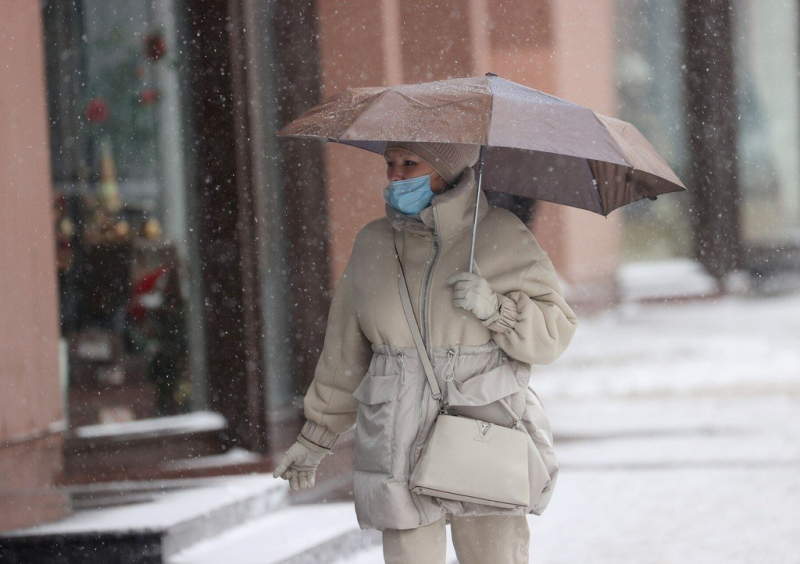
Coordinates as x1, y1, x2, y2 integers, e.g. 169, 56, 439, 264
404, 161, 416, 166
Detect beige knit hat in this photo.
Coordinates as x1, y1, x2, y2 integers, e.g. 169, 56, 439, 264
384, 142, 480, 185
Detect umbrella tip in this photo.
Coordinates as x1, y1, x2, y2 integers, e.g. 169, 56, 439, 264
485, 72, 498, 77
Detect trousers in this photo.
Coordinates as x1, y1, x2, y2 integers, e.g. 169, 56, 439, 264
382, 514, 530, 563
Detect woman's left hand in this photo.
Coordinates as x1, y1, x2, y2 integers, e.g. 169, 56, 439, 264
446, 272, 500, 321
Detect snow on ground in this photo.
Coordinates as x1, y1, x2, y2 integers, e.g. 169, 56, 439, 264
531, 466, 800, 564
616, 258, 719, 301
5, 475, 280, 536
74, 411, 227, 439
532, 293, 800, 563
532, 293, 800, 399
170, 503, 365, 564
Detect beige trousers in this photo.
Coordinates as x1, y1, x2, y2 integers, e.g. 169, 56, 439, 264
382, 514, 530, 564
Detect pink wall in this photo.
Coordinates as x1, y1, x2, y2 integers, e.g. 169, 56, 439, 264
539, 0, 622, 308
0, 0, 65, 530
0, 0, 62, 441
316, 0, 395, 283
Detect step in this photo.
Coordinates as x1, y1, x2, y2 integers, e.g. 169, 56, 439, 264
0, 475, 288, 564
62, 412, 232, 484
168, 502, 381, 564
618, 258, 719, 303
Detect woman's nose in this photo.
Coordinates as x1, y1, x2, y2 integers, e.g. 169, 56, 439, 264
388, 167, 404, 182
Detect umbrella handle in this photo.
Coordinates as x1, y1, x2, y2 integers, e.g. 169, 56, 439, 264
468, 145, 486, 274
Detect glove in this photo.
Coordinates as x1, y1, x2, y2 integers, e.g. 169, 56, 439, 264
446, 272, 500, 322
272, 435, 330, 491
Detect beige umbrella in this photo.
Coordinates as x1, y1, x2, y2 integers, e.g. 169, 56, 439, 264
278, 74, 686, 271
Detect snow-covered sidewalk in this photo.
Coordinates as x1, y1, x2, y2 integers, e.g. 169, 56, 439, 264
521, 292, 800, 563
532, 396, 800, 563
534, 292, 800, 399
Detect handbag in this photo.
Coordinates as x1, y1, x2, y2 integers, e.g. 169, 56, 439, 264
393, 231, 531, 510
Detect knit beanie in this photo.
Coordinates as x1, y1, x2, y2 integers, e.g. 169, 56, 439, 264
384, 142, 480, 185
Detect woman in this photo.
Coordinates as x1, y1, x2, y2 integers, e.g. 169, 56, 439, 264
273, 142, 578, 563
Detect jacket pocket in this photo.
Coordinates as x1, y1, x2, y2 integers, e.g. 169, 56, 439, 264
352, 373, 400, 474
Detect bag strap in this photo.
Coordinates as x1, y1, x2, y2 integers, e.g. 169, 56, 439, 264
394, 230, 443, 403
393, 229, 522, 428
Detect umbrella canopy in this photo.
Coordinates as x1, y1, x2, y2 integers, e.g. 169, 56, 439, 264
277, 74, 686, 217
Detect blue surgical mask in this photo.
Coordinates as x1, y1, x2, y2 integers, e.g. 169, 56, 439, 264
383, 174, 435, 216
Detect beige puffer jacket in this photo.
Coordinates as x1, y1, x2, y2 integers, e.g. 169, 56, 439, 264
300, 168, 578, 531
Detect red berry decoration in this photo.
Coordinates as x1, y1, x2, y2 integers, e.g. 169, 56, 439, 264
139, 88, 159, 105
85, 98, 109, 123
144, 33, 167, 61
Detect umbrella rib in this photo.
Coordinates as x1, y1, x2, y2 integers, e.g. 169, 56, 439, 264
486, 76, 496, 146
467, 81, 495, 272
587, 165, 607, 217
343, 88, 491, 142
338, 88, 395, 140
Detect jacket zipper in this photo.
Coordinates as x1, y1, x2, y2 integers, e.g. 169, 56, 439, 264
421, 208, 442, 352
408, 208, 443, 526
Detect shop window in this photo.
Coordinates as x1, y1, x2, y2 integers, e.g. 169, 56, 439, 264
733, 0, 800, 246
44, 0, 203, 427
614, 0, 693, 262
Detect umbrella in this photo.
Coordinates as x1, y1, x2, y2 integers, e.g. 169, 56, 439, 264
278, 73, 686, 272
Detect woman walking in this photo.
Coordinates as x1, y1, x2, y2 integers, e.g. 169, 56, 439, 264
274, 141, 578, 563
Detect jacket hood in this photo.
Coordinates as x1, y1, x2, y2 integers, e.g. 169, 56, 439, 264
385, 167, 490, 239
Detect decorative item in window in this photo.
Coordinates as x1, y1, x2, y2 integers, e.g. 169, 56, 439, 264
85, 97, 109, 124
138, 87, 159, 105
143, 32, 167, 62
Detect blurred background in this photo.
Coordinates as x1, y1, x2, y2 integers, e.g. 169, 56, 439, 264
0, 0, 798, 562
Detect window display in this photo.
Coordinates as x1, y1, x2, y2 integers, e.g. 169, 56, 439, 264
44, 0, 198, 426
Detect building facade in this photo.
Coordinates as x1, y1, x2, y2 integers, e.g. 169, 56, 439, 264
1, 0, 797, 532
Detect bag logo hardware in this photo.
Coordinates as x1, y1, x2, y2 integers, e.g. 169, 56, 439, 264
474, 420, 492, 442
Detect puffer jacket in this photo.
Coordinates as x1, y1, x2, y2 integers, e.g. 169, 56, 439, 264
300, 167, 578, 531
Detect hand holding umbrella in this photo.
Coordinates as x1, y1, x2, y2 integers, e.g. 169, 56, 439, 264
447, 271, 500, 323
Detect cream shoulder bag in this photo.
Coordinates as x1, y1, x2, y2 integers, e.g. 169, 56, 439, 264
394, 232, 530, 510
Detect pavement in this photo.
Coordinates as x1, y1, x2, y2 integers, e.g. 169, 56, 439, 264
515, 291, 800, 563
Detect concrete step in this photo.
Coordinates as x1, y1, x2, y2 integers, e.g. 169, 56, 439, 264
0, 475, 287, 564
168, 502, 381, 564
62, 412, 234, 484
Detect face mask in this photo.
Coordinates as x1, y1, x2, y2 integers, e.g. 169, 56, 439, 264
383, 174, 435, 216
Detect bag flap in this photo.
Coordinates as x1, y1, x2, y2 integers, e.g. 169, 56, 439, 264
445, 362, 520, 407
352, 373, 400, 405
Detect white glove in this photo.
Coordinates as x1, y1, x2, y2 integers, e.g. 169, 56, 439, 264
272, 435, 330, 491
446, 272, 500, 322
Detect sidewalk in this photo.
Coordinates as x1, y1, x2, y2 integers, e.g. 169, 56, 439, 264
522, 291, 800, 563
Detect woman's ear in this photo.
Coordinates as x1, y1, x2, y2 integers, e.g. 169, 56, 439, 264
430, 171, 448, 194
